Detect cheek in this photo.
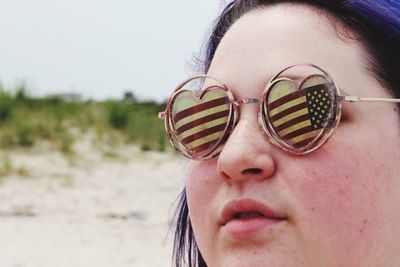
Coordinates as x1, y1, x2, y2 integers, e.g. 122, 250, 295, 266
185, 160, 220, 253
287, 130, 396, 254
186, 160, 219, 208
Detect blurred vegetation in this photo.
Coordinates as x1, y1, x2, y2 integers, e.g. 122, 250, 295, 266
0, 85, 167, 153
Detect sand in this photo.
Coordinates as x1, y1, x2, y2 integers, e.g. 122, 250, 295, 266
0, 136, 187, 267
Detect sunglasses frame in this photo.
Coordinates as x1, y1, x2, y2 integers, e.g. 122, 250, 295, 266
159, 75, 237, 159
260, 64, 342, 155
159, 64, 400, 160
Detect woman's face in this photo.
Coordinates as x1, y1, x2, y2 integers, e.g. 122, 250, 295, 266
185, 4, 400, 267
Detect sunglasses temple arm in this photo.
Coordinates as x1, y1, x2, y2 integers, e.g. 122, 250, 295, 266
340, 95, 400, 103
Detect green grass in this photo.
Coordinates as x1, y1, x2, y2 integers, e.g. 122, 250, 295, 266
0, 154, 13, 177
0, 87, 167, 153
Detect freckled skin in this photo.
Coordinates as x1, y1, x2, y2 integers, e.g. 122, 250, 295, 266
185, 3, 400, 267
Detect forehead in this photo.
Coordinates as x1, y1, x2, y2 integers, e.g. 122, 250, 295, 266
207, 3, 378, 98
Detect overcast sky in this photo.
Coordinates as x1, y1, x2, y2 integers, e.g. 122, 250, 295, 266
0, 0, 222, 101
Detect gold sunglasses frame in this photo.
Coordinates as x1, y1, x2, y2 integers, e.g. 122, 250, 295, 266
159, 64, 400, 159
159, 75, 236, 159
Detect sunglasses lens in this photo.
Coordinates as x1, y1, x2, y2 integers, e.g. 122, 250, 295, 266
169, 80, 232, 158
265, 74, 335, 152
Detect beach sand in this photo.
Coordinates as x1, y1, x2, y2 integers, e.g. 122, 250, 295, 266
0, 136, 187, 267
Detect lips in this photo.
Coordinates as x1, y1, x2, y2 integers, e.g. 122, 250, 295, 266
219, 198, 287, 237
220, 198, 287, 225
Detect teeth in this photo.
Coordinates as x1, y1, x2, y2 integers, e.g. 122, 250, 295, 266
234, 212, 264, 219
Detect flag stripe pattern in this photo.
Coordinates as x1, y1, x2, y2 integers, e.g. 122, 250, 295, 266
181, 123, 227, 145
270, 101, 308, 121
173, 97, 228, 122
267, 82, 332, 148
176, 110, 230, 134
171, 89, 231, 155
274, 113, 310, 132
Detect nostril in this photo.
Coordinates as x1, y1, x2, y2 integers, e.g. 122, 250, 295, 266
242, 168, 263, 175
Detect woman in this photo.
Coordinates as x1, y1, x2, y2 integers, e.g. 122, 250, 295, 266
159, 0, 400, 266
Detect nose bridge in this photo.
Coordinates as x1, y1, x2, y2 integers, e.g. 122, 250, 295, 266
217, 99, 276, 183
233, 97, 265, 130
234, 97, 265, 134
234, 97, 263, 106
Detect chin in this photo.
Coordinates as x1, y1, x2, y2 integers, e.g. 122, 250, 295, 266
208, 250, 293, 267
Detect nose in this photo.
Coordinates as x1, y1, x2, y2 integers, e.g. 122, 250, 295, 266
217, 111, 276, 184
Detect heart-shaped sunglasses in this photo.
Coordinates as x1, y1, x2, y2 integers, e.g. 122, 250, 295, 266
159, 64, 400, 160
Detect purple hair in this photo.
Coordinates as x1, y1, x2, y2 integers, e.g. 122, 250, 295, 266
346, 0, 400, 37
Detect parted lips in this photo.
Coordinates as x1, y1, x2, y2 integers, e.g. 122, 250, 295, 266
265, 74, 334, 151
170, 84, 232, 158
